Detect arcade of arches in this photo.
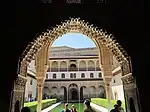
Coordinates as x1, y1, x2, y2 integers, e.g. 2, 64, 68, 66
11, 18, 140, 112
43, 84, 106, 102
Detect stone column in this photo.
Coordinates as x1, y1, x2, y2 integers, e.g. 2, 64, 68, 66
36, 77, 45, 112
78, 60, 80, 71
58, 61, 60, 72
67, 61, 69, 72
104, 77, 112, 112
50, 61, 51, 72
86, 61, 88, 71
35, 44, 49, 112
94, 60, 96, 71
67, 87, 69, 103
78, 86, 80, 110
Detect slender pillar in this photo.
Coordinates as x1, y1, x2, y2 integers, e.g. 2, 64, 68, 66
36, 77, 45, 112
35, 43, 49, 112
58, 61, 60, 72
101, 64, 113, 111
95, 60, 97, 71
86, 61, 88, 71
105, 77, 112, 112
67, 88, 68, 103
78, 61, 80, 71
67, 61, 69, 72
36, 84, 43, 112
79, 87, 80, 111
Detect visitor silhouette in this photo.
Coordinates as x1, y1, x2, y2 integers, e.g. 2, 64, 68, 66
21, 107, 30, 112
71, 104, 77, 112
110, 104, 119, 112
117, 100, 124, 112
84, 99, 96, 112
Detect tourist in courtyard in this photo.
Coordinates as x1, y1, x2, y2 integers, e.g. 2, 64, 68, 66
117, 100, 124, 112
84, 99, 96, 112
62, 103, 71, 112
110, 104, 119, 112
71, 104, 77, 112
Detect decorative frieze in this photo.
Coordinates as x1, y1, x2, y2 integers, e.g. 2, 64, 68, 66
19, 61, 28, 77
15, 75, 27, 86
121, 61, 131, 76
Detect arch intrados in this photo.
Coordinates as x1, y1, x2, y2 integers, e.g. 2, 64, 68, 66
69, 83, 78, 87
60, 61, 67, 64
21, 18, 128, 66
70, 88, 78, 92
51, 86, 57, 89
89, 86, 96, 88
60, 86, 67, 89
80, 61, 86, 64
80, 86, 87, 88
51, 61, 58, 65
98, 85, 105, 88
43, 86, 49, 89
88, 60, 94, 63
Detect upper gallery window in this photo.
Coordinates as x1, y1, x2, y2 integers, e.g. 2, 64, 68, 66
61, 73, 65, 78
53, 74, 56, 78
90, 73, 94, 78
81, 73, 85, 78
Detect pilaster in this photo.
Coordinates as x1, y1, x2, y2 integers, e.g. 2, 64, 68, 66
121, 73, 140, 112
10, 75, 27, 112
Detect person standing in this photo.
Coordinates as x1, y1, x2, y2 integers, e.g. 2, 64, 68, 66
110, 104, 120, 112
117, 100, 125, 112
84, 99, 96, 112
62, 103, 71, 112
71, 104, 77, 112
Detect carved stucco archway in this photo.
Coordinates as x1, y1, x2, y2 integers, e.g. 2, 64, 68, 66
12, 18, 136, 112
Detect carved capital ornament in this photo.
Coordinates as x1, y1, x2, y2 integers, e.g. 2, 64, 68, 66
121, 73, 134, 84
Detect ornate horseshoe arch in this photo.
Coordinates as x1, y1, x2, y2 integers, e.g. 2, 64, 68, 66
19, 18, 130, 73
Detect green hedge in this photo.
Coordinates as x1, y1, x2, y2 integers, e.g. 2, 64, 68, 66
24, 99, 56, 112
91, 98, 126, 111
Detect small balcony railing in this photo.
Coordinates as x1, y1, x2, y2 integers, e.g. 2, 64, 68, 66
68, 68, 78, 71
88, 68, 95, 71
79, 68, 87, 71
49, 67, 100, 72
51, 68, 58, 72
60, 68, 67, 72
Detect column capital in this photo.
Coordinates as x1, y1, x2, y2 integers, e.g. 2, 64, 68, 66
104, 77, 112, 86
15, 75, 27, 86
37, 77, 45, 87
121, 73, 134, 84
